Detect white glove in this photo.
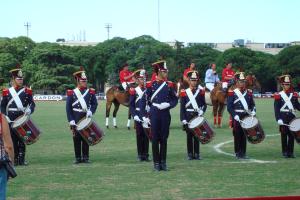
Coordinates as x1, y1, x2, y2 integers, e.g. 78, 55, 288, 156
182, 120, 188, 125
133, 115, 141, 122
145, 105, 150, 112
198, 110, 204, 116
250, 110, 256, 116
277, 119, 284, 125
159, 102, 170, 110
24, 108, 31, 115
153, 103, 162, 110
86, 110, 92, 118
234, 115, 240, 122
69, 120, 76, 126
142, 117, 150, 125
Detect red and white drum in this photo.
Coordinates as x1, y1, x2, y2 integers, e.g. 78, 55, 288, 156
289, 118, 300, 144
240, 116, 265, 144
76, 117, 104, 146
12, 115, 41, 145
188, 116, 215, 144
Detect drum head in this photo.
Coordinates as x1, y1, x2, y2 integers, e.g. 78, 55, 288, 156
241, 116, 258, 129
188, 116, 204, 129
76, 118, 92, 131
289, 118, 300, 132
12, 115, 29, 128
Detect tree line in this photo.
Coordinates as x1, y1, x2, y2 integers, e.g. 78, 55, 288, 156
0, 35, 299, 94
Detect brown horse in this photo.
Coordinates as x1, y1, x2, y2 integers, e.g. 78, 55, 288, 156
105, 86, 132, 129
208, 74, 261, 128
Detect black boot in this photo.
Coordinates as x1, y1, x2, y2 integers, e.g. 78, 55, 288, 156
187, 153, 193, 160
160, 141, 168, 171
73, 157, 82, 164
152, 141, 160, 171
194, 153, 202, 160
14, 157, 19, 166
82, 156, 90, 163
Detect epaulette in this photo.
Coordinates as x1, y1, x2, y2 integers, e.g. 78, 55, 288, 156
200, 89, 205, 96
180, 89, 186, 97
25, 87, 32, 95
89, 88, 96, 95
293, 92, 299, 98
274, 93, 280, 100
2, 88, 9, 96
146, 81, 152, 88
129, 87, 136, 95
167, 81, 174, 88
67, 89, 74, 96
228, 90, 234, 96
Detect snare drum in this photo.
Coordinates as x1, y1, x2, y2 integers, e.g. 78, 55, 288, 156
12, 115, 41, 145
188, 116, 215, 144
76, 117, 104, 146
289, 118, 300, 144
240, 116, 265, 144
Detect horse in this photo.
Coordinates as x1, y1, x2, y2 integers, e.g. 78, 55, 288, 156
105, 85, 133, 129
208, 74, 261, 128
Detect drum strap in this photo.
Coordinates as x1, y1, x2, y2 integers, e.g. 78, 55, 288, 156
8, 87, 25, 112
73, 88, 88, 112
233, 89, 249, 111
185, 88, 200, 110
279, 91, 294, 112
72, 89, 89, 107
135, 86, 145, 104
150, 82, 166, 102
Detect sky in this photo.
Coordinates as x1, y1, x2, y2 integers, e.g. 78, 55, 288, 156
1, 0, 299, 43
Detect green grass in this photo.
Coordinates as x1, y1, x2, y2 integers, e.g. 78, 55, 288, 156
7, 99, 300, 199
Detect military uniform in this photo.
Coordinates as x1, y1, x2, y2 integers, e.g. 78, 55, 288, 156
129, 69, 149, 161
274, 75, 300, 158
66, 68, 98, 163
140, 60, 178, 171
227, 72, 256, 159
1, 67, 35, 165
180, 71, 207, 160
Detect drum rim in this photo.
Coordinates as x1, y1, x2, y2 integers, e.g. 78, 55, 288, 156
289, 117, 300, 131
76, 117, 92, 131
241, 116, 259, 129
188, 116, 205, 129
12, 114, 30, 128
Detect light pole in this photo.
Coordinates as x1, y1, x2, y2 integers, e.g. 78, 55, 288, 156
24, 22, 31, 37
105, 23, 112, 40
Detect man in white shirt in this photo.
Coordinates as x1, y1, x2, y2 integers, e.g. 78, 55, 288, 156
204, 63, 220, 91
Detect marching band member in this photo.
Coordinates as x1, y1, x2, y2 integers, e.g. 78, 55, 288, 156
1, 65, 35, 166
227, 72, 256, 159
140, 60, 178, 171
180, 71, 207, 160
274, 75, 300, 158
119, 63, 135, 91
129, 69, 150, 162
66, 67, 98, 164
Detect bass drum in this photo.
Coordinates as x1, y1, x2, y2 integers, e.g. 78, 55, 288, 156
12, 115, 41, 145
289, 118, 300, 144
188, 116, 215, 144
76, 117, 104, 146
241, 116, 265, 144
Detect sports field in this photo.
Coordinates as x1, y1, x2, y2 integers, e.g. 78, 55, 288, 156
7, 99, 300, 200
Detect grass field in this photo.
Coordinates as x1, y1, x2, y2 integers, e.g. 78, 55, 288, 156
7, 99, 300, 200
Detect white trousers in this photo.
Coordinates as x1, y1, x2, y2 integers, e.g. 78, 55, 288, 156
205, 83, 215, 91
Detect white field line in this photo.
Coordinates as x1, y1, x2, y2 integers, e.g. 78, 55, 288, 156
213, 134, 279, 164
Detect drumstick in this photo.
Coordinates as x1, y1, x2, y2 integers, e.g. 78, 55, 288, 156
282, 123, 295, 129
